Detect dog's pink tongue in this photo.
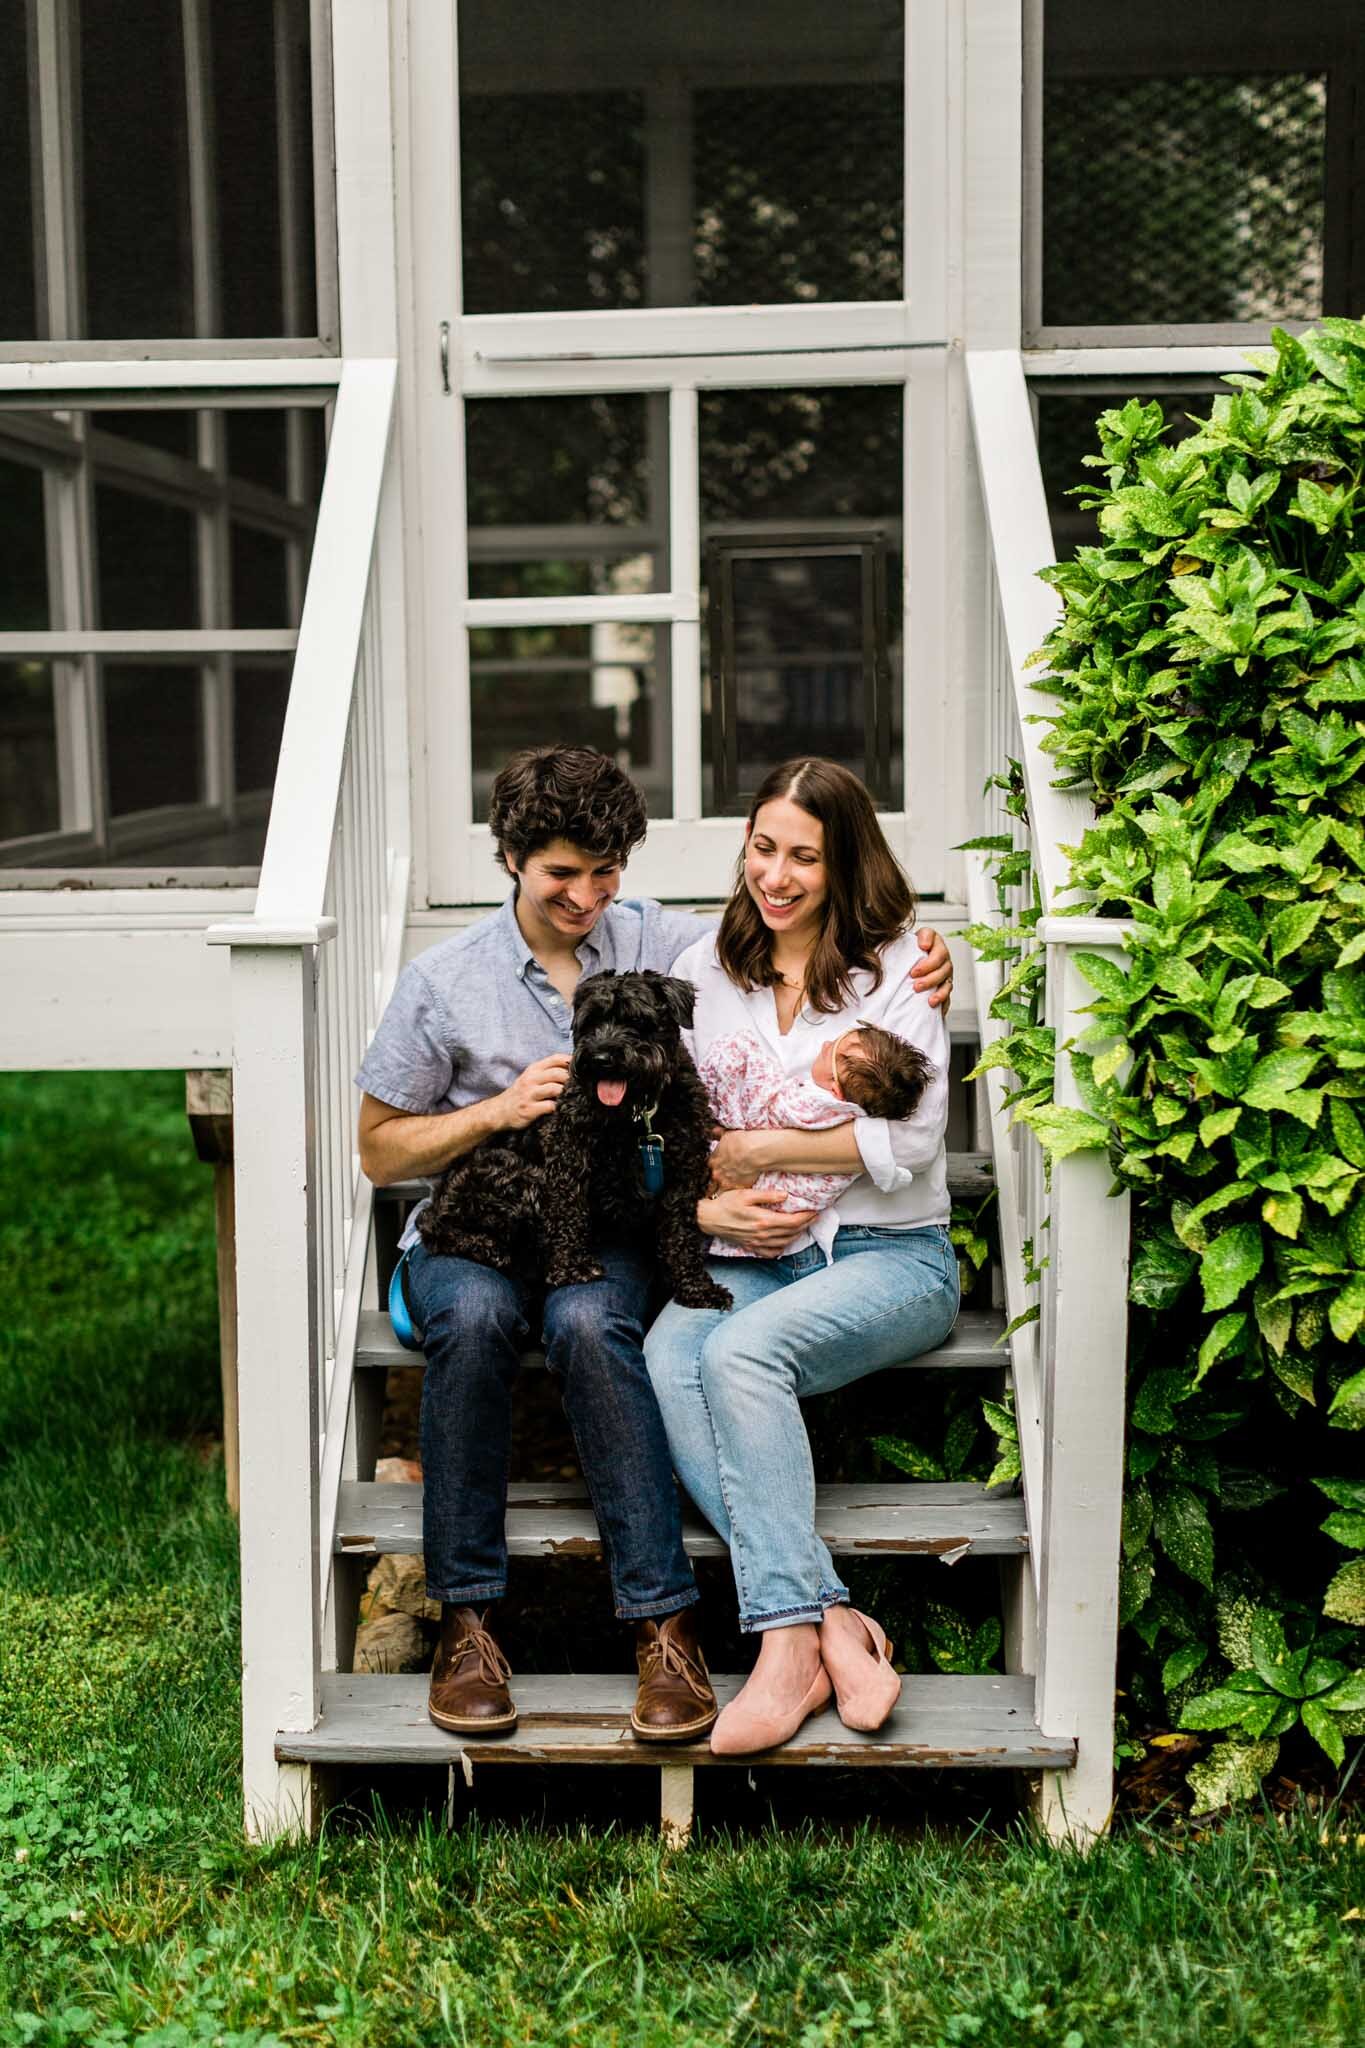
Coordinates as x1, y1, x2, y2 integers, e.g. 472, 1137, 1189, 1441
596, 1078, 627, 1108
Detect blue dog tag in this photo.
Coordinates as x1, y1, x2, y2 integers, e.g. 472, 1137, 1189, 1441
639, 1136, 665, 1196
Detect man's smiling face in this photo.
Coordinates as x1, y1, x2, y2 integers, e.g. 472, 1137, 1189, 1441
507, 837, 624, 948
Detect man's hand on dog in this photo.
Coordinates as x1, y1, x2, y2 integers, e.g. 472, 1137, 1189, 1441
701, 1187, 818, 1256
498, 1053, 571, 1128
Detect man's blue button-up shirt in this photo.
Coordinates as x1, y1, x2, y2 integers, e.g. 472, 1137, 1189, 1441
356, 891, 714, 1247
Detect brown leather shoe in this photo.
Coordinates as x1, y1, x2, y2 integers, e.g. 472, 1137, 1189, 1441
428, 1606, 517, 1734
631, 1606, 718, 1742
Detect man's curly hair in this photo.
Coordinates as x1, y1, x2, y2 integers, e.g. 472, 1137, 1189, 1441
489, 747, 649, 873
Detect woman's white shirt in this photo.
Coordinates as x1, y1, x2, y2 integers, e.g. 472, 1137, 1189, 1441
672, 927, 951, 1234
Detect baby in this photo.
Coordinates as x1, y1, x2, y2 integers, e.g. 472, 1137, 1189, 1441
698, 1022, 935, 1262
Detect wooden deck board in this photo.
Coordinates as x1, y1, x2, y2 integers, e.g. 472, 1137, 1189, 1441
278, 1672, 1071, 1769
356, 1304, 1007, 1375
336, 1479, 1027, 1560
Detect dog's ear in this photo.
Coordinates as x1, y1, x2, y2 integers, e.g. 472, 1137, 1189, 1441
654, 974, 696, 1031
573, 968, 615, 1014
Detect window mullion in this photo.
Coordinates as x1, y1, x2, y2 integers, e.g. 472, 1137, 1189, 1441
35, 0, 84, 341
182, 0, 222, 338
43, 460, 90, 837
198, 409, 233, 826
67, 410, 107, 850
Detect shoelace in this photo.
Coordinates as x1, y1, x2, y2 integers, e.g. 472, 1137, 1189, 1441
447, 1617, 512, 1688
640, 1625, 712, 1706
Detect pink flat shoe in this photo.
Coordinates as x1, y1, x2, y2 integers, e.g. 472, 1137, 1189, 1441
709, 1665, 833, 1756
822, 1609, 902, 1732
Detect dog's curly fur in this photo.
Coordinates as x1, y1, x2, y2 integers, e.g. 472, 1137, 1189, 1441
417, 969, 731, 1312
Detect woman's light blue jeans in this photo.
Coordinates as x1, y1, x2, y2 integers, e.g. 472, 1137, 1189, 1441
644, 1223, 960, 1633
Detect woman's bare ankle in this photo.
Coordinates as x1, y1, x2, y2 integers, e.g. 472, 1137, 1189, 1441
749, 1623, 822, 1690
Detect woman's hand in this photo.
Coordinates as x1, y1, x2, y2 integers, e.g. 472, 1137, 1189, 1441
912, 926, 953, 1012
700, 1188, 818, 1257
707, 1128, 767, 1191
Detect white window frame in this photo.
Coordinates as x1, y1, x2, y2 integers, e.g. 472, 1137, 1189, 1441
3, 0, 338, 361
1021, 0, 1363, 350
406, 0, 953, 906
0, 362, 334, 882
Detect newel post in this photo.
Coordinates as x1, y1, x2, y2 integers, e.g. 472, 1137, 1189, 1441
1034, 936, 1131, 1843
207, 925, 328, 1840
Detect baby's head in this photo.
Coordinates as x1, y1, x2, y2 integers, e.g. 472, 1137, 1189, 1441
811, 1022, 935, 1118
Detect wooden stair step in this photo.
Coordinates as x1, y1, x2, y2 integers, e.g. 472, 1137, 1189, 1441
356, 1303, 1007, 1374
373, 1149, 995, 1209
336, 1479, 1027, 1560
278, 1671, 1072, 1770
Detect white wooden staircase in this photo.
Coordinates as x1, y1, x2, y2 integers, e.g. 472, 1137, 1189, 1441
213, 348, 1132, 1846
276, 1127, 1071, 1841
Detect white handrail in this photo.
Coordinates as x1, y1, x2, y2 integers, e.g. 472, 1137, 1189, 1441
250, 358, 396, 931
967, 347, 1133, 1840
206, 355, 405, 1834
966, 349, 1093, 916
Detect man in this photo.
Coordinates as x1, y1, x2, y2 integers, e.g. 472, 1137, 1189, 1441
356, 746, 952, 1740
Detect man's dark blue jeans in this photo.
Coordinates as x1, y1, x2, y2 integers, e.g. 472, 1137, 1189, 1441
404, 1239, 699, 1621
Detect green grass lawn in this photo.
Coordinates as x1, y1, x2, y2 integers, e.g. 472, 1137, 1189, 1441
1, 1072, 1362, 2047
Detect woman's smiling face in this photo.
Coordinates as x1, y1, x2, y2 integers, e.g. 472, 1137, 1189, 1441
744, 797, 828, 942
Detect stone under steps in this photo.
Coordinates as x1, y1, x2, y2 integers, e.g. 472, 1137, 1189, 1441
279, 1672, 1072, 1773
335, 1477, 1027, 1562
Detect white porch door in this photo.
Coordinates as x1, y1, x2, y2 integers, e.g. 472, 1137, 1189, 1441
405, 1, 956, 907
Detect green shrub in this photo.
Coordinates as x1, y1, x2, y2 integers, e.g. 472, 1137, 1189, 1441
979, 320, 1365, 1800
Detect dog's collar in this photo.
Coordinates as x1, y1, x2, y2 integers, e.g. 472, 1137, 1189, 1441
632, 1098, 660, 1139
633, 1099, 665, 1196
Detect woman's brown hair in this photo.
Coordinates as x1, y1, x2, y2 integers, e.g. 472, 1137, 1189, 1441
715, 759, 917, 1014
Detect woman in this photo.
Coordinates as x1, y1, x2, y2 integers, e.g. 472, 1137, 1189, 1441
646, 759, 958, 1754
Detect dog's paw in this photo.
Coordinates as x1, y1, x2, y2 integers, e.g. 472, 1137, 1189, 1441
674, 1278, 733, 1311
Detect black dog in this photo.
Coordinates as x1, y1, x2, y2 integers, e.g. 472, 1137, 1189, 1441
417, 969, 732, 1312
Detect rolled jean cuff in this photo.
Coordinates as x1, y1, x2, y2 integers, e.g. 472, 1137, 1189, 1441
615, 1587, 700, 1624
426, 1578, 507, 1607
743, 1602, 825, 1633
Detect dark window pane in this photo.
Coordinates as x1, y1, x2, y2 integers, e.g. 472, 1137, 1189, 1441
95, 487, 198, 629
104, 664, 202, 815
712, 546, 888, 812
0, 458, 50, 630
210, 0, 284, 334
72, 0, 314, 341
731, 555, 865, 658
466, 393, 663, 593
694, 82, 902, 305
0, 9, 37, 340
467, 395, 651, 528
469, 623, 670, 818
699, 387, 903, 813
1043, 65, 1327, 327
458, 1, 902, 310
0, 664, 59, 841
460, 89, 646, 315
81, 0, 194, 337
701, 387, 902, 526
96, 412, 198, 460
226, 411, 289, 495
233, 659, 291, 795
230, 524, 291, 627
